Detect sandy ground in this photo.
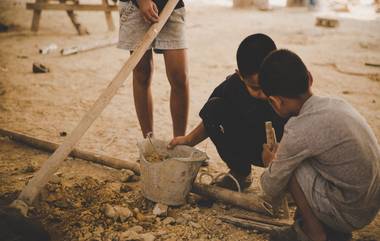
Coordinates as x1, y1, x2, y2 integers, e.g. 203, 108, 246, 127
0, 0, 379, 240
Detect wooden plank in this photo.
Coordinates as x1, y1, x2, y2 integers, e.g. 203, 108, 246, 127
26, 3, 118, 11
233, 213, 293, 226
59, 0, 89, 35
191, 183, 273, 216
103, 0, 115, 31
219, 215, 279, 232
30, 0, 46, 31
16, 0, 180, 206
0, 128, 141, 175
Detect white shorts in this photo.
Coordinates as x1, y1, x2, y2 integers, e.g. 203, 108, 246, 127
117, 1, 187, 51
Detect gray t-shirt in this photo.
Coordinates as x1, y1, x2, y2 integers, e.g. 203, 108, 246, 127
261, 95, 380, 228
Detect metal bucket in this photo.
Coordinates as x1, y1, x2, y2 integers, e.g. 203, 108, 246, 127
138, 139, 208, 206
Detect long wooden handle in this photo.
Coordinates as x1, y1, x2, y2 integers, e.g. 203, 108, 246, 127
265, 121, 276, 149
17, 0, 180, 205
0, 128, 141, 174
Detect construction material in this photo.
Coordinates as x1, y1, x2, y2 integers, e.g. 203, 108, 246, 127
32, 62, 49, 73
60, 38, 118, 56
39, 43, 58, 55
191, 183, 273, 215
219, 215, 281, 232
233, 213, 293, 226
265, 122, 290, 219
27, 0, 116, 34
365, 62, 380, 68
0, 128, 140, 174
315, 16, 339, 28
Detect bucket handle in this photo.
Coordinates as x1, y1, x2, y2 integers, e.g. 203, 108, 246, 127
198, 172, 242, 193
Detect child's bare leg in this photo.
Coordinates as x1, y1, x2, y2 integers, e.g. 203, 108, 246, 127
288, 175, 327, 241
163, 49, 189, 137
133, 50, 154, 137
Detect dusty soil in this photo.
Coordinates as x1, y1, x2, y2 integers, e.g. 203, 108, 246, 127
0, 0, 379, 240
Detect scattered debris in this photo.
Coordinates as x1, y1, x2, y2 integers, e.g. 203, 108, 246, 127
60, 38, 118, 56
152, 203, 168, 217
0, 66, 8, 72
17, 55, 28, 59
365, 62, 380, 68
104, 204, 133, 222
121, 169, 136, 182
120, 183, 133, 193
21, 161, 39, 173
59, 131, 67, 137
39, 43, 58, 55
315, 16, 339, 28
128, 225, 144, 233
163, 217, 176, 225
0, 23, 9, 32
32, 62, 49, 73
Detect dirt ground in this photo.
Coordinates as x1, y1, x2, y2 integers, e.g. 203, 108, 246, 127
0, 0, 379, 240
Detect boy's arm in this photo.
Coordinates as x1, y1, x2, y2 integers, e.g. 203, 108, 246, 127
136, 0, 159, 23
168, 122, 208, 148
260, 128, 310, 199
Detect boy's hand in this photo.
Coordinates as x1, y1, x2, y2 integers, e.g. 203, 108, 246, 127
262, 143, 278, 167
167, 136, 190, 149
137, 0, 159, 23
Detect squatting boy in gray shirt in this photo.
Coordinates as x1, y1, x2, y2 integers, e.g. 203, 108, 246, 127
259, 49, 380, 241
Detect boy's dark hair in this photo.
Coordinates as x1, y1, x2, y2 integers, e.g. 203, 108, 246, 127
259, 49, 309, 98
236, 33, 276, 77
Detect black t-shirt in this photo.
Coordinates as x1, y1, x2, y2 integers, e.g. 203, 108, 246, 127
132, 0, 185, 12
203, 73, 286, 141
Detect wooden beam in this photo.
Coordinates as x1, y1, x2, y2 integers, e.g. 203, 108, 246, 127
59, 0, 89, 35
232, 213, 293, 226
31, 0, 46, 32
219, 215, 280, 232
26, 3, 118, 11
0, 128, 141, 175
191, 183, 273, 215
103, 0, 115, 31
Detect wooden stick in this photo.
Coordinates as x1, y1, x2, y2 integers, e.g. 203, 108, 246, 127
26, 3, 118, 11
233, 213, 292, 226
0, 128, 140, 174
61, 38, 118, 56
102, 0, 115, 31
219, 215, 279, 232
191, 183, 273, 215
31, 0, 45, 32
59, 0, 89, 35
16, 0, 180, 206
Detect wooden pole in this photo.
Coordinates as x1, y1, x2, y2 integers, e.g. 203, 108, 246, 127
102, 0, 115, 31
0, 128, 140, 174
191, 183, 273, 215
60, 0, 89, 35
31, 0, 45, 32
16, 0, 180, 206
219, 215, 279, 232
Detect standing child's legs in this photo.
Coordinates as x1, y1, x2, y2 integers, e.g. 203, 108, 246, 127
163, 49, 189, 137
133, 50, 154, 137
